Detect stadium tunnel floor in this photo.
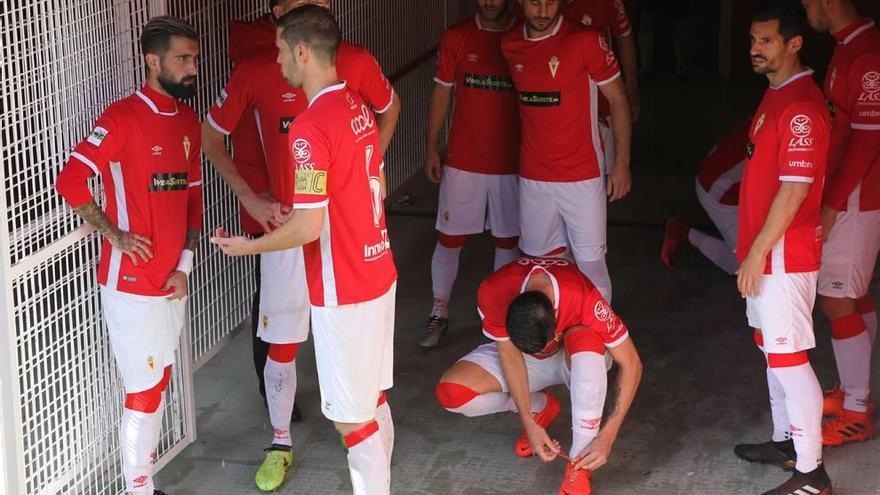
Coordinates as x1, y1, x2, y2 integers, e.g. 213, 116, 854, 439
157, 73, 880, 495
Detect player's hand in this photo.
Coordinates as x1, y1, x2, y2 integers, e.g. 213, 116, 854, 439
270, 204, 294, 229
107, 228, 153, 266
210, 227, 254, 256
820, 206, 838, 242
425, 149, 443, 184
524, 421, 561, 462
162, 271, 188, 300
241, 193, 283, 233
606, 164, 632, 202
736, 251, 766, 298
574, 433, 613, 471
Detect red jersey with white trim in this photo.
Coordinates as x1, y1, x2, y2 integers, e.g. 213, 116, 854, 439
563, 0, 632, 37
207, 42, 395, 206
227, 16, 274, 234
824, 19, 880, 212
477, 257, 629, 359
502, 17, 621, 182
290, 83, 397, 307
435, 15, 520, 175
696, 119, 750, 206
56, 86, 203, 296
738, 70, 831, 274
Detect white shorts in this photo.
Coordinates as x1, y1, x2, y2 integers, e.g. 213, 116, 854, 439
100, 286, 185, 393
258, 247, 311, 345
435, 166, 520, 238
695, 180, 739, 250
459, 342, 571, 392
519, 177, 607, 260
311, 282, 396, 423
599, 120, 613, 175
746, 272, 818, 354
818, 187, 880, 299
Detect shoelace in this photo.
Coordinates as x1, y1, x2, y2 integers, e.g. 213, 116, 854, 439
424, 317, 445, 335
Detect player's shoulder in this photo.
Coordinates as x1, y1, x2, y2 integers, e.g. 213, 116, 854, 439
176, 101, 200, 125
445, 16, 478, 37
338, 41, 378, 64
501, 21, 525, 44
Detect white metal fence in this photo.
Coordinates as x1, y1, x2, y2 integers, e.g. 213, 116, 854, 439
1, 1, 456, 493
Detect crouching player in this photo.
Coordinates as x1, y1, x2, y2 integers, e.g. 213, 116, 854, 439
436, 257, 642, 494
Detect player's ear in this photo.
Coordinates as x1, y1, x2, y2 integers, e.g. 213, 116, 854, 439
787, 34, 804, 54
145, 52, 161, 74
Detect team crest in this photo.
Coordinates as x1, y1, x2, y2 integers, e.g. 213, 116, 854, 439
147, 356, 155, 371
183, 135, 191, 160
580, 14, 592, 26
549, 56, 560, 78
263, 315, 269, 329
753, 113, 766, 135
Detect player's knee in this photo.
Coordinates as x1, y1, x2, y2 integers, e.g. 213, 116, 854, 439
766, 351, 809, 368
830, 313, 867, 340
268, 343, 300, 363
818, 295, 852, 319
438, 233, 467, 248
564, 326, 605, 356
125, 366, 171, 413
435, 382, 479, 411
491, 236, 519, 250
855, 295, 876, 315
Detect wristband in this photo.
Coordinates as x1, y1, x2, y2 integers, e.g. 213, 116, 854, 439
176, 249, 195, 275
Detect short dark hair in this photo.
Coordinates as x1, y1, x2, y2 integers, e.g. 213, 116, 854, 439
276, 4, 341, 65
506, 291, 556, 354
269, 0, 284, 10
140, 16, 198, 56
752, 0, 808, 42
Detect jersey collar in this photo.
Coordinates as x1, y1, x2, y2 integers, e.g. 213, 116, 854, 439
136, 85, 179, 116
475, 13, 516, 32
833, 18, 875, 45
520, 266, 561, 310
769, 68, 814, 90
522, 15, 563, 42
309, 80, 347, 107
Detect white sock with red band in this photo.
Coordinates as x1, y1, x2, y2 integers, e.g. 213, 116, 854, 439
856, 296, 878, 347
830, 314, 871, 413
754, 333, 790, 441
121, 408, 162, 493
687, 229, 738, 275
375, 392, 394, 460
344, 421, 390, 495
569, 351, 607, 459
431, 243, 462, 318
264, 357, 297, 446
435, 382, 547, 417
768, 353, 823, 473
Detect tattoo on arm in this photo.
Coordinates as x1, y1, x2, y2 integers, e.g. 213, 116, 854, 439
184, 228, 201, 251
73, 200, 119, 242
605, 382, 623, 421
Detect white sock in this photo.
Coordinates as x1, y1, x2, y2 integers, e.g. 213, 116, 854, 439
431, 243, 462, 318
375, 394, 394, 461
770, 362, 823, 473
493, 247, 520, 271
448, 391, 547, 417
832, 330, 872, 412
120, 407, 163, 493
345, 422, 390, 495
569, 352, 607, 459
757, 342, 791, 442
688, 229, 739, 275
575, 257, 612, 303
149, 398, 166, 464
264, 357, 297, 446
861, 305, 878, 348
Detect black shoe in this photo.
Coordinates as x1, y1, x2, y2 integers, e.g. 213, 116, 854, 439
760, 464, 832, 495
154, 490, 169, 495
734, 439, 796, 471
418, 316, 449, 349
291, 403, 302, 423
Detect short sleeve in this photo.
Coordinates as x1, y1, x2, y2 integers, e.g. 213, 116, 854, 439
206, 65, 254, 135
477, 279, 509, 341
583, 32, 621, 86
848, 54, 880, 131
290, 122, 330, 209
434, 30, 458, 87
69, 108, 126, 175
610, 0, 633, 37
582, 287, 629, 348
356, 50, 396, 114
776, 103, 829, 183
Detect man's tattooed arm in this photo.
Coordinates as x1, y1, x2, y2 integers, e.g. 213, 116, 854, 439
184, 228, 200, 252
72, 199, 153, 262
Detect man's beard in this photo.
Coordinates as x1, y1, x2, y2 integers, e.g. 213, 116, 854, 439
479, 1, 508, 22
158, 72, 197, 99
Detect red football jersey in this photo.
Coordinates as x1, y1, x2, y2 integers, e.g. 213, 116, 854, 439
738, 70, 831, 274
208, 42, 395, 206
696, 119, 751, 206
562, 0, 632, 38
477, 257, 629, 359
435, 15, 520, 175
502, 18, 621, 182
824, 19, 880, 212
227, 16, 274, 235
290, 83, 398, 307
57, 86, 203, 296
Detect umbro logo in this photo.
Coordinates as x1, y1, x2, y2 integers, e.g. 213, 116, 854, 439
282, 92, 297, 102
151, 145, 163, 156
467, 53, 479, 62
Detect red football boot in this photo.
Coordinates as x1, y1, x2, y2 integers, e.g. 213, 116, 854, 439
559, 462, 592, 495
514, 391, 561, 457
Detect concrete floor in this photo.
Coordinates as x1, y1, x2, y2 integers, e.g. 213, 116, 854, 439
156, 73, 880, 495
